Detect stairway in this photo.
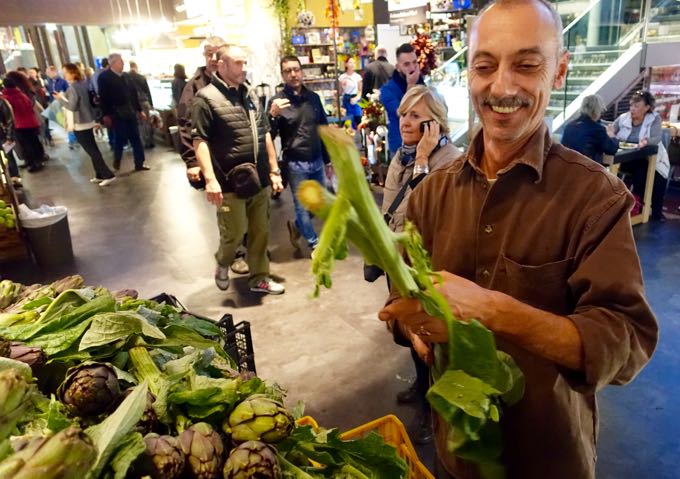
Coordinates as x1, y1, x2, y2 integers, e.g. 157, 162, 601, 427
601, 76, 645, 122
547, 46, 627, 118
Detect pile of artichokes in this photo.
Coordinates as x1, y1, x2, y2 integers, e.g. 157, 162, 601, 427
0, 276, 407, 479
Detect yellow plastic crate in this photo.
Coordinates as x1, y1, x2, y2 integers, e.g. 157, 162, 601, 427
297, 415, 435, 479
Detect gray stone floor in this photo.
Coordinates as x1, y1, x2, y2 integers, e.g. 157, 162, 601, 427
3, 130, 680, 478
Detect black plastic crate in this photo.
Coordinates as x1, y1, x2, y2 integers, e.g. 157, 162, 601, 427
148, 293, 256, 374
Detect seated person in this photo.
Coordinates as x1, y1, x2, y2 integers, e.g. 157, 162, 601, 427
561, 94, 619, 164
610, 90, 671, 222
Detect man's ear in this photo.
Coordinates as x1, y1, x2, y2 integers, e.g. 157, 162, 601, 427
553, 50, 570, 90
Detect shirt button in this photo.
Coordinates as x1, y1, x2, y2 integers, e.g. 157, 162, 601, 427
484, 224, 494, 234
481, 269, 491, 279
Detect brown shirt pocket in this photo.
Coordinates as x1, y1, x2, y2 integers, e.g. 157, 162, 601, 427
500, 255, 575, 314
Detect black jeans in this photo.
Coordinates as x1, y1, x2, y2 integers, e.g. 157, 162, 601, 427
113, 118, 145, 168
15, 127, 44, 168
74, 128, 114, 180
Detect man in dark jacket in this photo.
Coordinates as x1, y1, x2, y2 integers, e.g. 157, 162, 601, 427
268, 55, 330, 251
98, 53, 148, 171
380, 43, 425, 157
128, 61, 155, 148
561, 94, 619, 164
192, 44, 284, 295
361, 46, 394, 100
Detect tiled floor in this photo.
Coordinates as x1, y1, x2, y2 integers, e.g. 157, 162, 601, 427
3, 132, 679, 478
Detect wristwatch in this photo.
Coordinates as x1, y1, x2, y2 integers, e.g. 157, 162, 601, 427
270, 168, 281, 176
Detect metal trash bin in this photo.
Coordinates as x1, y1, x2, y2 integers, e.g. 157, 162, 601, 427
23, 214, 74, 268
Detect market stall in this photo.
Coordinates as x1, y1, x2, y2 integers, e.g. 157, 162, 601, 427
0, 275, 432, 478
0, 151, 29, 265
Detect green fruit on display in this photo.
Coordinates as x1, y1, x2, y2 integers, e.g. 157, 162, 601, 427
0, 200, 6, 208
223, 440, 282, 479
179, 422, 225, 479
58, 362, 122, 418
0, 280, 22, 310
0, 368, 33, 441
224, 395, 294, 444
0, 426, 97, 479
135, 433, 186, 479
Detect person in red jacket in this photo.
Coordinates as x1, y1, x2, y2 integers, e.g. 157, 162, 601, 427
2, 72, 45, 172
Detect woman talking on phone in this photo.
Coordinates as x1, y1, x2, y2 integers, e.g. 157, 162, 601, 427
381, 85, 462, 443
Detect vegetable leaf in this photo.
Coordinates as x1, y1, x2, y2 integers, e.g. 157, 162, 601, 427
85, 381, 148, 479
79, 312, 165, 350
108, 432, 146, 479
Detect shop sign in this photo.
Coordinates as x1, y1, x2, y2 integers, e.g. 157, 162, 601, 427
388, 6, 428, 25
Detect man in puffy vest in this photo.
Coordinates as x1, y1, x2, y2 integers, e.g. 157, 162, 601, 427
192, 44, 285, 295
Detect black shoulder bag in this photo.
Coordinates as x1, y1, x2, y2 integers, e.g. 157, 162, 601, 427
363, 173, 426, 282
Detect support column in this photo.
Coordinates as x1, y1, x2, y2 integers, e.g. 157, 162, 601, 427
55, 25, 69, 65
75, 26, 86, 64
81, 26, 95, 67
26, 27, 47, 71
38, 26, 54, 66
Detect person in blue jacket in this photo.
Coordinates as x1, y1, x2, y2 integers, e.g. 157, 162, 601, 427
561, 94, 619, 164
380, 43, 425, 158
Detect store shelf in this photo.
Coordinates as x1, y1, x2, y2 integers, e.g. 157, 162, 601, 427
293, 43, 334, 47
301, 63, 335, 67
305, 78, 337, 83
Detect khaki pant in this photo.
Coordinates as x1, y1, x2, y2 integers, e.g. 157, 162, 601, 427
215, 187, 270, 286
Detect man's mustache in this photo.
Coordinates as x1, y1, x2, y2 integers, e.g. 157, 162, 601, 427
483, 96, 532, 108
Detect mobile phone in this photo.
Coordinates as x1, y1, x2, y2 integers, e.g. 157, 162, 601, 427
420, 120, 434, 133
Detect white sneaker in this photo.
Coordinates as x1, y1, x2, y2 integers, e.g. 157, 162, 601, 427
90, 178, 103, 183
250, 278, 285, 295
214, 265, 230, 291
99, 177, 117, 187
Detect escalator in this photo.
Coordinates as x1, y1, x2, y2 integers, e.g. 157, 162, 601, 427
428, 0, 651, 143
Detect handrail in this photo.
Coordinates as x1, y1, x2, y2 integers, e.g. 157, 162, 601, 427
618, 22, 644, 48
561, 0, 604, 36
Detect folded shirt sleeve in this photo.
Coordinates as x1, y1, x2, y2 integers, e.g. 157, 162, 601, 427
565, 189, 658, 394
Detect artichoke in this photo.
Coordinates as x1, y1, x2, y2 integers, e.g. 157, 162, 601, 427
0, 426, 96, 479
0, 368, 33, 441
0, 280, 21, 310
179, 422, 225, 479
135, 433, 186, 479
50, 275, 85, 294
58, 362, 121, 417
224, 395, 294, 444
9, 342, 46, 370
223, 440, 282, 479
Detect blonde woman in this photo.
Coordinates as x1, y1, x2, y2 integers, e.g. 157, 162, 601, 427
381, 85, 462, 444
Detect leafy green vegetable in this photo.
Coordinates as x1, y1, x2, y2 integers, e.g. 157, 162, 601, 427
79, 311, 166, 350
85, 381, 148, 479
107, 431, 146, 479
297, 126, 525, 477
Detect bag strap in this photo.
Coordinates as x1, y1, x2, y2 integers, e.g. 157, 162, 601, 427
385, 172, 427, 218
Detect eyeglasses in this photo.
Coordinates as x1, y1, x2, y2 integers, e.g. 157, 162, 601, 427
282, 67, 301, 74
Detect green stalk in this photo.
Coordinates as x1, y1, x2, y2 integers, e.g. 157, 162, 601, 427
127, 347, 162, 396
317, 127, 419, 296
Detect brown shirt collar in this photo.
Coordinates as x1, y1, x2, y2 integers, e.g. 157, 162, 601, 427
465, 122, 552, 183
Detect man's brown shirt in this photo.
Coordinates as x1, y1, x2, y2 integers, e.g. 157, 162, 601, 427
407, 124, 658, 479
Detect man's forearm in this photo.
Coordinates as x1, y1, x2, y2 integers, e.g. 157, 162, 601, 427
488, 291, 584, 371
265, 133, 278, 171
193, 139, 216, 180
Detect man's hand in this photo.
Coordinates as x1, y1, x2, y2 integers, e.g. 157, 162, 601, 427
416, 121, 440, 162
269, 98, 290, 118
378, 271, 497, 343
138, 111, 147, 122
410, 331, 434, 365
101, 115, 113, 128
205, 178, 223, 206
270, 173, 284, 193
405, 67, 421, 89
186, 166, 202, 182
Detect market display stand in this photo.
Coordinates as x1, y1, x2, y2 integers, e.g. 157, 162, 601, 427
0, 151, 30, 264
292, 27, 341, 119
